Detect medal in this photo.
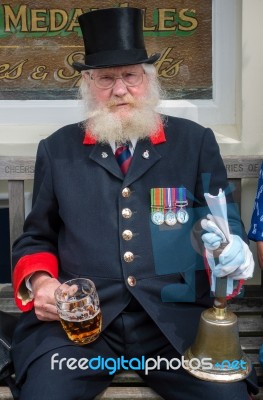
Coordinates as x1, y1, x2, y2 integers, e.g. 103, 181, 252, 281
165, 210, 177, 225
150, 188, 164, 225
151, 211, 165, 225
175, 187, 189, 224
176, 208, 189, 224
164, 188, 177, 226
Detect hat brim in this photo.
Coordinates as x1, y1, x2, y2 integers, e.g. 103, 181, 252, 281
72, 53, 160, 72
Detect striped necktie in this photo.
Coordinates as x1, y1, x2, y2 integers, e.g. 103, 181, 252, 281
115, 142, 132, 175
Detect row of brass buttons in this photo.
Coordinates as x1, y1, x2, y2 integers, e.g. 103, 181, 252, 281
122, 187, 136, 286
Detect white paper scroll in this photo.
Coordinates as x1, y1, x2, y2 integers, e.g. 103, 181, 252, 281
204, 189, 233, 295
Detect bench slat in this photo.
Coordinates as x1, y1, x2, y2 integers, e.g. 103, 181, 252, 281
95, 387, 164, 400
0, 386, 164, 400
112, 372, 144, 384
229, 301, 263, 314
238, 316, 263, 335
1, 384, 263, 400
0, 157, 35, 180
241, 337, 263, 351
223, 156, 263, 178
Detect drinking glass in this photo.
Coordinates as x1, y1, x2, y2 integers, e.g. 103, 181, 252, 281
55, 278, 102, 345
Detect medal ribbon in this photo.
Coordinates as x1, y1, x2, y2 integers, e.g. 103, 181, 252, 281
151, 188, 164, 211
164, 188, 176, 210
175, 187, 187, 206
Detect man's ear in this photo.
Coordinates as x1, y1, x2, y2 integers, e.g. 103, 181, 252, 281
82, 72, 89, 82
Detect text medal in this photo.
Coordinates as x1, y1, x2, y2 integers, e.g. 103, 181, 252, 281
176, 187, 189, 224
164, 188, 177, 226
151, 188, 164, 225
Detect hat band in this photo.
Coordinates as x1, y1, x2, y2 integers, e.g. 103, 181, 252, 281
85, 48, 149, 67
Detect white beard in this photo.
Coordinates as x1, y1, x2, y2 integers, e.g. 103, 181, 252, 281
86, 105, 160, 144
80, 80, 162, 144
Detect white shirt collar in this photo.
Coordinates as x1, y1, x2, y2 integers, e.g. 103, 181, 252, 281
109, 139, 137, 155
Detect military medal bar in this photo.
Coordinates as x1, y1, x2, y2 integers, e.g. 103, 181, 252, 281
151, 188, 165, 225
150, 187, 189, 226
164, 188, 177, 226
175, 187, 189, 224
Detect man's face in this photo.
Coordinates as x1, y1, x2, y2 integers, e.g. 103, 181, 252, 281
85, 64, 148, 118
81, 63, 161, 144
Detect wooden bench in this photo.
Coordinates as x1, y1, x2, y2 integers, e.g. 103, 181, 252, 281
0, 155, 262, 399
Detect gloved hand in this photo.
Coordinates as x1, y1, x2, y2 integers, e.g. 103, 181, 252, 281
201, 216, 254, 280
201, 214, 227, 251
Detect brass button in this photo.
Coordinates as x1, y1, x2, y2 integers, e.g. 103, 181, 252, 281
122, 187, 131, 198
124, 251, 134, 263
122, 208, 132, 218
122, 230, 133, 240
127, 276, 136, 286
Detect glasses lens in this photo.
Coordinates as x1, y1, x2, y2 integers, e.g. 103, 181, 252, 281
96, 75, 115, 89
122, 72, 142, 86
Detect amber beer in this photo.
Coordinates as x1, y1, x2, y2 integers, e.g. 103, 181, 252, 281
60, 309, 102, 344
55, 278, 102, 345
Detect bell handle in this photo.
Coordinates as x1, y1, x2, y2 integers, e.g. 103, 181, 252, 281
213, 242, 229, 309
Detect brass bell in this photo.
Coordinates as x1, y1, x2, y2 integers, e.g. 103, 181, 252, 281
184, 277, 252, 382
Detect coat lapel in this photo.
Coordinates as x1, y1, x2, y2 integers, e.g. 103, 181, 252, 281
124, 140, 162, 186
88, 140, 162, 183
89, 143, 123, 180
84, 123, 166, 182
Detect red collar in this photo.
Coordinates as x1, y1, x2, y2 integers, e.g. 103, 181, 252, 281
83, 122, 166, 145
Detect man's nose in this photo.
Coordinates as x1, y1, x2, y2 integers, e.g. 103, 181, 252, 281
112, 77, 128, 96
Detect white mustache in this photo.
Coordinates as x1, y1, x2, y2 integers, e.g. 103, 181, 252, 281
107, 97, 135, 108
87, 98, 136, 119
87, 98, 157, 120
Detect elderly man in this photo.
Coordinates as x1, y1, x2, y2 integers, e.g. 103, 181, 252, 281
11, 7, 257, 400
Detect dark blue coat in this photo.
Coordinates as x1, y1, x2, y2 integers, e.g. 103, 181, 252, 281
12, 115, 244, 382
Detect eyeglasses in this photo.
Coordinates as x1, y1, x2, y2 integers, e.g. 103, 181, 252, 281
89, 71, 144, 89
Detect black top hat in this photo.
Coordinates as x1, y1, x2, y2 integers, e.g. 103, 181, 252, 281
73, 7, 160, 71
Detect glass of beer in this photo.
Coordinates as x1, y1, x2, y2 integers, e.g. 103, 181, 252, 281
55, 278, 102, 345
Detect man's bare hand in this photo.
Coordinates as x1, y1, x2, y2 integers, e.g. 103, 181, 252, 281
31, 272, 61, 321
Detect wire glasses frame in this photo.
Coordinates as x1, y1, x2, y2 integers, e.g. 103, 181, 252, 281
89, 71, 145, 89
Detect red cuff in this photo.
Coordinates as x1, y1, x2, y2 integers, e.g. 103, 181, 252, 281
13, 252, 58, 311
203, 250, 244, 300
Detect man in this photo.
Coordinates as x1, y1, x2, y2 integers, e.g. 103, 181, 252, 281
11, 7, 257, 400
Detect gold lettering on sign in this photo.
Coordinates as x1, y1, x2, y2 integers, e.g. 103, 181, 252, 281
4, 5, 28, 32
50, 9, 68, 31
159, 9, 176, 31
142, 8, 155, 31
178, 9, 198, 31
0, 60, 27, 80
67, 9, 83, 31
31, 9, 47, 32
54, 52, 82, 85
0, 2, 211, 100
154, 48, 183, 78
0, 64, 10, 78
30, 66, 49, 80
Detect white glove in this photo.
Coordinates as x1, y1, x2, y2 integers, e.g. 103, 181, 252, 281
201, 214, 227, 251
201, 217, 254, 281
